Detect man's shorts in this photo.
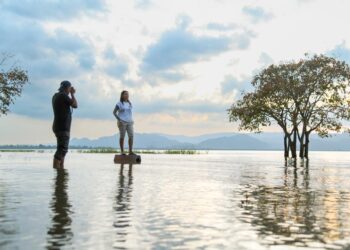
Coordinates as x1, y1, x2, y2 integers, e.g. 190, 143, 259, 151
117, 121, 134, 139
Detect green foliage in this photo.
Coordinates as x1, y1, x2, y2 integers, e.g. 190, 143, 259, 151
228, 54, 350, 158
0, 54, 29, 116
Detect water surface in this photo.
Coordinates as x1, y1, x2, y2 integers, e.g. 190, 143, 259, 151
1, 151, 350, 249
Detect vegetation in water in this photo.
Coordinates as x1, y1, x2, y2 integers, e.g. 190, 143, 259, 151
163, 149, 199, 154
228, 54, 350, 159
0, 149, 35, 152
79, 148, 200, 154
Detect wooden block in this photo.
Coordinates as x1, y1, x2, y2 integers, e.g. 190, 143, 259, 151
114, 154, 141, 164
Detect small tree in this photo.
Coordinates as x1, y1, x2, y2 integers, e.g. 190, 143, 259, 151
0, 54, 29, 116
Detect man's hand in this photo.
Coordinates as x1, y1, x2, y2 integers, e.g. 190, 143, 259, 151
70, 87, 78, 108
70, 87, 76, 95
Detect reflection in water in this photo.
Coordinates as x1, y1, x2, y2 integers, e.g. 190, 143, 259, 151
0, 180, 17, 248
238, 161, 350, 248
113, 164, 133, 248
46, 169, 73, 249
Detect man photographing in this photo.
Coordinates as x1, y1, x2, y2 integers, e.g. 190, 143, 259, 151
52, 80, 78, 169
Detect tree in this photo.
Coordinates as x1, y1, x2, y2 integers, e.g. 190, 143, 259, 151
228, 55, 350, 159
291, 55, 350, 158
0, 54, 29, 116
229, 63, 302, 158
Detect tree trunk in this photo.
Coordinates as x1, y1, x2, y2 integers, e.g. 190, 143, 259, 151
284, 134, 289, 158
299, 133, 305, 159
299, 124, 307, 159
305, 132, 310, 159
291, 129, 297, 158
288, 132, 297, 159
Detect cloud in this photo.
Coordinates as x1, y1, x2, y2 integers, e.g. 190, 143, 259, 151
141, 28, 231, 72
134, 0, 153, 9
220, 75, 251, 95
0, 14, 95, 67
105, 61, 128, 79
103, 46, 129, 79
140, 17, 254, 84
1, 0, 106, 20
258, 52, 273, 66
327, 41, 350, 63
0, 11, 97, 118
134, 97, 227, 114
242, 6, 273, 23
206, 22, 238, 31
79, 52, 96, 70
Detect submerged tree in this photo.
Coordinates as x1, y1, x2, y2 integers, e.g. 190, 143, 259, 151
0, 54, 29, 116
228, 55, 350, 159
292, 55, 350, 158
229, 63, 302, 158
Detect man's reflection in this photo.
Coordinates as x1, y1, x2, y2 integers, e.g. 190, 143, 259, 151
113, 164, 133, 246
46, 169, 73, 249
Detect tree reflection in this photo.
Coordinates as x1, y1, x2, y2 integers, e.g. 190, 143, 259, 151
46, 169, 73, 249
238, 161, 350, 247
113, 164, 133, 247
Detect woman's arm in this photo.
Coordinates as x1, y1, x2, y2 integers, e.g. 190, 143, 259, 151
113, 106, 120, 120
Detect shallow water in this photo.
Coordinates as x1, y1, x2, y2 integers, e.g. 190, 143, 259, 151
1, 151, 350, 249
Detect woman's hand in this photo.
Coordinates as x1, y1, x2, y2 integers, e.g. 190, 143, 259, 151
113, 106, 120, 120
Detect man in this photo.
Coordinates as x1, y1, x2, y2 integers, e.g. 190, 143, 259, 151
52, 81, 78, 169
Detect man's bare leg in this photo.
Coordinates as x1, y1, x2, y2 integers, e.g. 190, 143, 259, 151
53, 158, 61, 169
60, 157, 65, 168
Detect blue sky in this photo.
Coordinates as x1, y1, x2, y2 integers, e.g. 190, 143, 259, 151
1, 0, 350, 144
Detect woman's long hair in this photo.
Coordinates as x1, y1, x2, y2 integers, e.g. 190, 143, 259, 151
120, 90, 132, 106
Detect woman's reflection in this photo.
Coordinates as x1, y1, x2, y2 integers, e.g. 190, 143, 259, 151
46, 169, 73, 249
113, 164, 133, 247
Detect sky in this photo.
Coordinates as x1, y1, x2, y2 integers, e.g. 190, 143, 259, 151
1, 0, 350, 144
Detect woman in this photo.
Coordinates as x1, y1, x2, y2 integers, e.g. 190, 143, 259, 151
113, 90, 135, 155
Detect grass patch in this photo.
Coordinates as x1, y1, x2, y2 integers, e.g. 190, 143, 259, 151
78, 148, 158, 154
0, 149, 36, 152
78, 148, 119, 153
79, 148, 200, 154
164, 149, 199, 154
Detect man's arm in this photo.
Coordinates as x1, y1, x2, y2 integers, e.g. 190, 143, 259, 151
113, 106, 120, 120
70, 87, 78, 108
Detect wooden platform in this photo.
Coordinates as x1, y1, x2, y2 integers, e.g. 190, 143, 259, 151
114, 154, 141, 164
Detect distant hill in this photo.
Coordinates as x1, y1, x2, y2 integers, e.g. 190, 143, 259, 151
3, 132, 348, 151
71, 133, 195, 149
159, 132, 235, 144
69, 132, 350, 151
197, 134, 271, 150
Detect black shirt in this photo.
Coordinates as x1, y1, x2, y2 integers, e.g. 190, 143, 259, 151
52, 92, 73, 133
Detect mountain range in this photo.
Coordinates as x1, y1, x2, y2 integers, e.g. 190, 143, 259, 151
70, 132, 350, 151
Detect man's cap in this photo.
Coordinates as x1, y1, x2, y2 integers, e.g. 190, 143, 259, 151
59, 80, 72, 92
